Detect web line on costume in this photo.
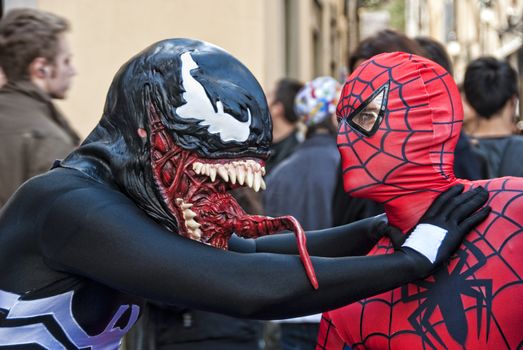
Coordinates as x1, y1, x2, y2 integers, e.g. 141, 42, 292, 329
337, 60, 448, 196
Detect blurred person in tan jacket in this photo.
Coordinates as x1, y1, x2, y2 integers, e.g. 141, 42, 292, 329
0, 8, 80, 207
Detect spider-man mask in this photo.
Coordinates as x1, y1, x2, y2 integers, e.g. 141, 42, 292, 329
62, 39, 317, 288
337, 52, 462, 230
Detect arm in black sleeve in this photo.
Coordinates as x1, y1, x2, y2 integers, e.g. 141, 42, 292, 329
229, 214, 388, 257
39, 185, 488, 320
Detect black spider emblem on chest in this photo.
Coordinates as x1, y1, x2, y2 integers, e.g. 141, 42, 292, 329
401, 241, 493, 349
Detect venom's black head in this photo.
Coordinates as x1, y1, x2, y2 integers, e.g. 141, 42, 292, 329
60, 39, 317, 282
103, 38, 271, 159
62, 39, 272, 231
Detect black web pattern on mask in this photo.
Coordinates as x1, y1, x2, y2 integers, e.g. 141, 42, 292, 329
336, 56, 458, 204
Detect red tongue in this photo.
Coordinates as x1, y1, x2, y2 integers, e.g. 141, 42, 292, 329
284, 216, 318, 289
195, 193, 318, 289
231, 213, 318, 289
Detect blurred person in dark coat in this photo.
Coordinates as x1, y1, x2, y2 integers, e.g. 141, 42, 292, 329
265, 78, 304, 174
464, 56, 523, 178
415, 36, 489, 181
263, 76, 342, 350
0, 8, 79, 207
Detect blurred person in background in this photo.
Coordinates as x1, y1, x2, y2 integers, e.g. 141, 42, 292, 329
415, 36, 488, 181
463, 56, 523, 178
414, 36, 453, 75
348, 29, 426, 74
262, 77, 341, 350
127, 303, 263, 350
265, 78, 304, 174
0, 8, 80, 208
459, 83, 480, 134
262, 76, 341, 350
264, 76, 341, 232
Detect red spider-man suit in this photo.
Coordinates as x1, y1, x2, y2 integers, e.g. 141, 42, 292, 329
317, 52, 523, 350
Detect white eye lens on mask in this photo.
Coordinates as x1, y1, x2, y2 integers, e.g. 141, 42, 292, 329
346, 82, 389, 137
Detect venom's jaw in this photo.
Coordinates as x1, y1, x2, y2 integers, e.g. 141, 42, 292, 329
175, 158, 266, 242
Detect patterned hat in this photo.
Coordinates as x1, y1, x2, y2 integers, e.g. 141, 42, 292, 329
294, 76, 342, 126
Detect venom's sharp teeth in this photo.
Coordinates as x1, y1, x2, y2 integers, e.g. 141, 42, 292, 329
203, 160, 267, 189
193, 163, 203, 174
228, 166, 237, 184
186, 219, 201, 229
176, 198, 202, 239
237, 166, 246, 185
191, 228, 202, 240
253, 172, 261, 192
246, 168, 254, 188
181, 202, 193, 210
218, 166, 229, 182
183, 209, 197, 220
209, 166, 217, 182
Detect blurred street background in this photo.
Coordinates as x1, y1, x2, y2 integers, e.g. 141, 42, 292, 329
3, 0, 522, 137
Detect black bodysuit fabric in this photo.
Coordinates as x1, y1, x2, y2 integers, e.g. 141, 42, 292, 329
0, 165, 486, 348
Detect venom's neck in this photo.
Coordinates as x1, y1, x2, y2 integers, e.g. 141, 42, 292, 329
60, 143, 118, 188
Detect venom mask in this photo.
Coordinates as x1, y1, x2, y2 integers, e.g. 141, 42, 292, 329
61, 38, 317, 288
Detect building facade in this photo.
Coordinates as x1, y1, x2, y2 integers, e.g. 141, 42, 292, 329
405, 0, 523, 83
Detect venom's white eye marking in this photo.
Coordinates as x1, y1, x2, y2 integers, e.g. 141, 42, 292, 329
175, 52, 252, 142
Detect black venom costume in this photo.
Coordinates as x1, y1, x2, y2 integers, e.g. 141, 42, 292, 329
0, 39, 489, 349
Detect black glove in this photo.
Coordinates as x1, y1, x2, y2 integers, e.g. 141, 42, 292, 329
399, 184, 490, 275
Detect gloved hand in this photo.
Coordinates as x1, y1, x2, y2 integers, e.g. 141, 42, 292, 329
399, 184, 490, 275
